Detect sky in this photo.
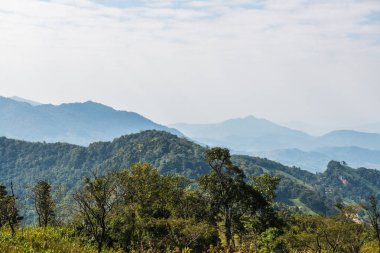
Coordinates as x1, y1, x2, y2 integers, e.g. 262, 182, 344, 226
0, 0, 380, 134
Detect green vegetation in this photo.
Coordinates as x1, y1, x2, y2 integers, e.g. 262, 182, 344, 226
0, 184, 22, 236
2, 130, 380, 251
32, 180, 56, 228
0, 140, 380, 252
0, 162, 379, 252
0, 226, 119, 253
2, 131, 380, 223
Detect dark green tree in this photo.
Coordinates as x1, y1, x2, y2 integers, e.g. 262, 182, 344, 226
281, 214, 370, 253
73, 173, 118, 253
363, 195, 380, 253
0, 183, 23, 236
251, 173, 280, 203
198, 147, 267, 249
32, 180, 56, 227
111, 163, 217, 252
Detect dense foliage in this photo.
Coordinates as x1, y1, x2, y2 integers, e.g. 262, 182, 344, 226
1, 130, 380, 224
0, 161, 379, 252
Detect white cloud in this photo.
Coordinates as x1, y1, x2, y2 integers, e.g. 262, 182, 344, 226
0, 0, 379, 134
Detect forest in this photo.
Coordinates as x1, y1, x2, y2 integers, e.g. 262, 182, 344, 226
2, 130, 380, 223
0, 146, 380, 252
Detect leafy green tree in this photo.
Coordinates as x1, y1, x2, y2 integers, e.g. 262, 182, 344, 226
32, 180, 56, 227
165, 218, 216, 252
111, 163, 217, 252
363, 195, 380, 253
281, 214, 370, 253
251, 173, 280, 203
73, 173, 118, 253
256, 227, 281, 253
198, 147, 267, 249
0, 183, 23, 236
113, 163, 169, 251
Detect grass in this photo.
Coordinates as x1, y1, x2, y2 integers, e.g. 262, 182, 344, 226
274, 170, 314, 190
0, 226, 120, 253
290, 198, 317, 215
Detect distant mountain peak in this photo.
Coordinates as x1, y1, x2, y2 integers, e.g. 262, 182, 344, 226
60, 100, 115, 110
9, 96, 42, 106
0, 97, 182, 145
242, 115, 258, 120
83, 100, 102, 105
224, 115, 263, 122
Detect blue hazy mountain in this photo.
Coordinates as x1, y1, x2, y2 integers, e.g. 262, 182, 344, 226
258, 147, 380, 173
0, 96, 181, 145
173, 116, 380, 171
172, 116, 314, 152
356, 121, 380, 133
9, 96, 42, 106
317, 130, 380, 150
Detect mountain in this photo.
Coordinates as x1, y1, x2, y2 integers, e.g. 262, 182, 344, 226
0, 96, 181, 145
173, 117, 380, 152
355, 121, 380, 133
173, 116, 380, 171
321, 161, 380, 202
258, 146, 380, 173
317, 130, 380, 150
2, 130, 380, 223
9, 96, 42, 106
256, 149, 330, 173
172, 116, 313, 152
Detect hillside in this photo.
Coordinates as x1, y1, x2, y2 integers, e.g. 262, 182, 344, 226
0, 96, 181, 145
2, 130, 380, 223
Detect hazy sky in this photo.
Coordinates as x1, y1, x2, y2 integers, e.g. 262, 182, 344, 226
1, 0, 380, 134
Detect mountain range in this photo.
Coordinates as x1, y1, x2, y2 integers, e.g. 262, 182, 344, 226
172, 116, 380, 172
1, 130, 380, 223
0, 96, 180, 145
1, 96, 380, 172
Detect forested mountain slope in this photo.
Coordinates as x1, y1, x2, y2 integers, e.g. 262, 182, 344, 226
1, 131, 379, 222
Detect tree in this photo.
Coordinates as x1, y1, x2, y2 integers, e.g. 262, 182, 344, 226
73, 173, 118, 253
249, 173, 283, 233
165, 218, 216, 252
0, 183, 23, 236
111, 163, 217, 252
198, 147, 267, 250
32, 180, 56, 227
281, 214, 370, 253
256, 227, 281, 253
251, 173, 280, 203
363, 195, 380, 253
111, 163, 167, 251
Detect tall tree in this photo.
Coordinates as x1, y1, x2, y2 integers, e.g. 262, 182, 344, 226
109, 163, 217, 252
249, 174, 283, 237
73, 173, 118, 253
363, 195, 380, 253
0, 183, 23, 236
32, 180, 56, 227
251, 173, 280, 203
198, 147, 267, 250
